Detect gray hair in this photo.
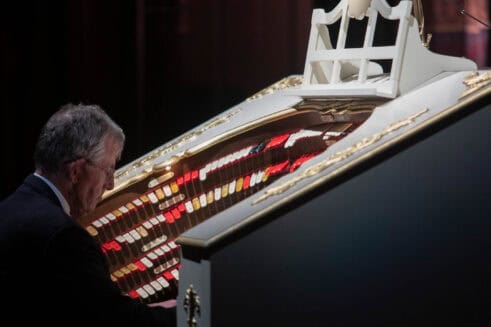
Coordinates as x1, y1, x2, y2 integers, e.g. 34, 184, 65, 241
34, 103, 125, 173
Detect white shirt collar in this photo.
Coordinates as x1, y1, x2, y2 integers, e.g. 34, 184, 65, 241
34, 173, 71, 216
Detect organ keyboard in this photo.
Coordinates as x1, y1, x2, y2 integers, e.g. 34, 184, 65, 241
82, 97, 386, 303
80, 1, 491, 326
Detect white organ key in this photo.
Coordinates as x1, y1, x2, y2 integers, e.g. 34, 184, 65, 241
123, 233, 135, 244
199, 168, 207, 181
147, 192, 158, 204
156, 214, 166, 223
118, 206, 129, 214
92, 220, 103, 228
106, 213, 117, 221
184, 201, 194, 213
136, 287, 149, 299
151, 280, 163, 291
214, 187, 221, 201
129, 230, 141, 240
157, 277, 170, 288
229, 180, 236, 194
141, 257, 153, 268
256, 170, 264, 184
163, 185, 172, 197
143, 284, 155, 295
199, 194, 207, 207
249, 172, 257, 187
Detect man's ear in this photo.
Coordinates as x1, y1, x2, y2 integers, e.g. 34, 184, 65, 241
65, 158, 85, 184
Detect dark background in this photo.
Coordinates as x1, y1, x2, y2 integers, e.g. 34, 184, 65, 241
1, 0, 489, 200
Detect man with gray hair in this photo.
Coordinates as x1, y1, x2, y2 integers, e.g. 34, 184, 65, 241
0, 103, 176, 326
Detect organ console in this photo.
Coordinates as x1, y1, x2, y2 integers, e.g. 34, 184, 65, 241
81, 1, 491, 326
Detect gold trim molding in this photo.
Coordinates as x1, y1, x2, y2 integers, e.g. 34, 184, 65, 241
461, 72, 491, 99
246, 76, 303, 102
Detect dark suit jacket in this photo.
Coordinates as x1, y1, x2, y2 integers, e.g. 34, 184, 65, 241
0, 174, 175, 326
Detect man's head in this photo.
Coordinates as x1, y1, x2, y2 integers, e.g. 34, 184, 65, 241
34, 103, 125, 219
